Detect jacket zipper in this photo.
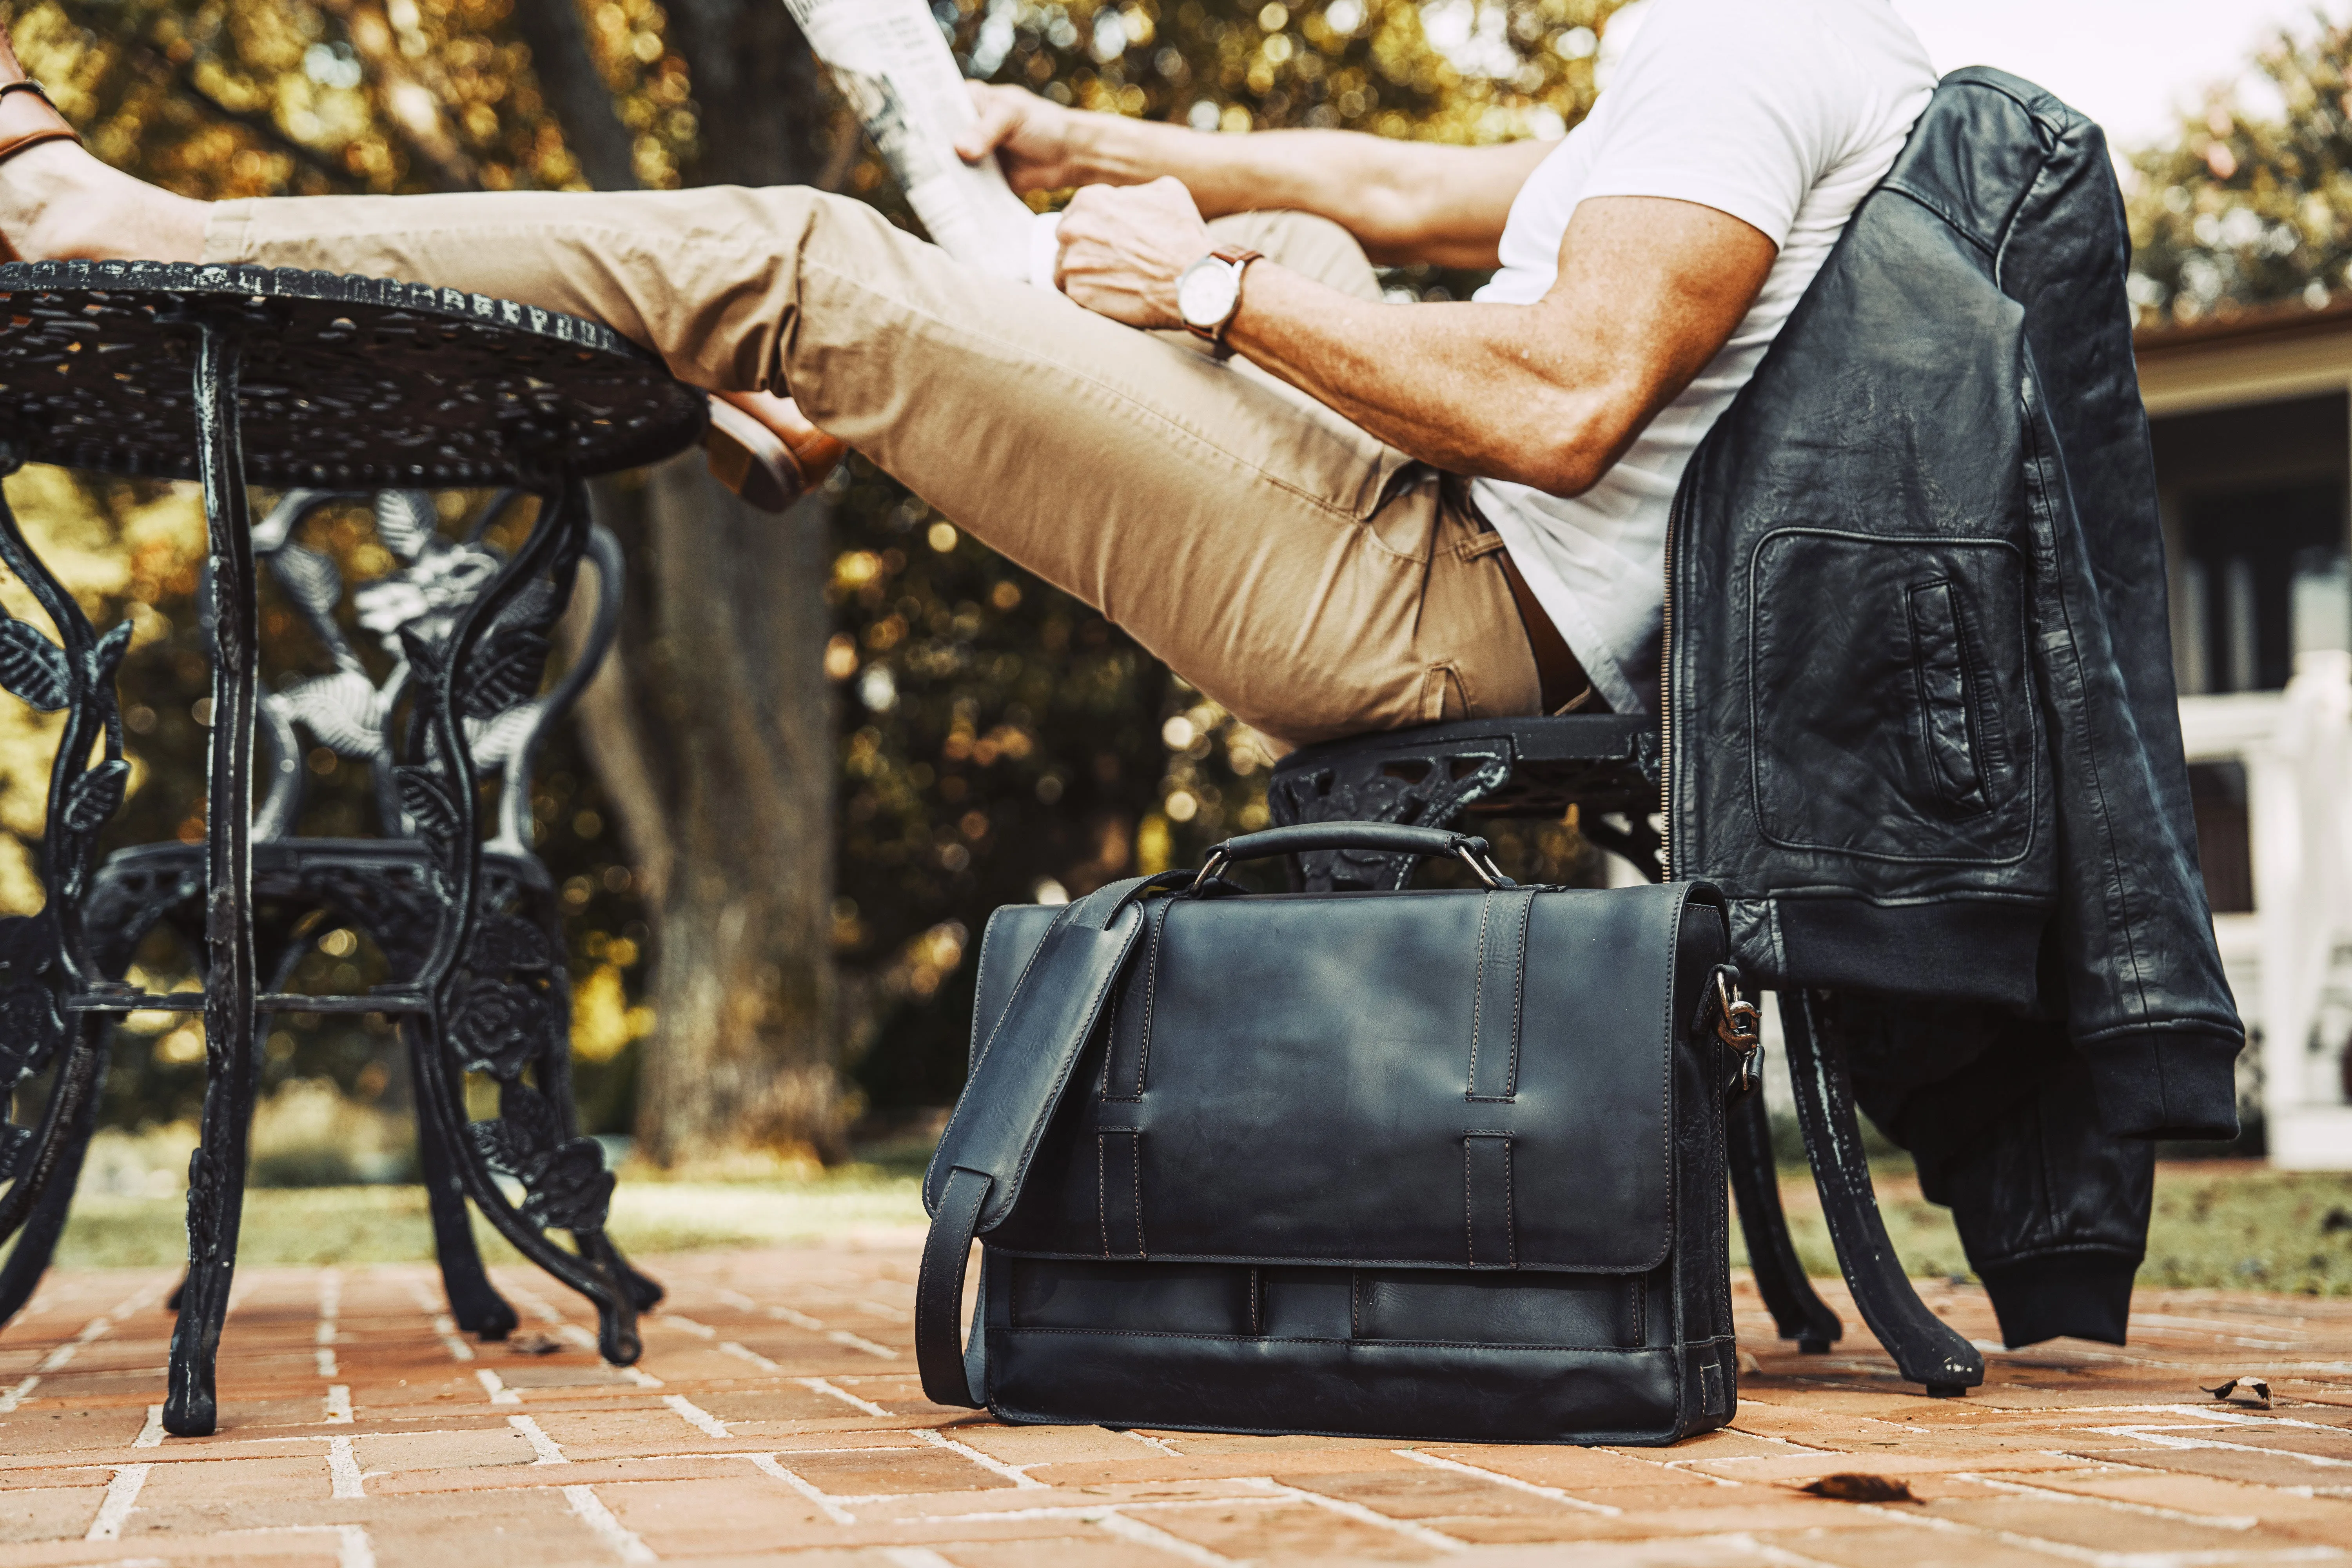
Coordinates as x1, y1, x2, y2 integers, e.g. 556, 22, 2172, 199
1660, 483, 1684, 882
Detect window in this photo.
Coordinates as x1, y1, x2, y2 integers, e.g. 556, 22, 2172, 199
2154, 393, 2350, 695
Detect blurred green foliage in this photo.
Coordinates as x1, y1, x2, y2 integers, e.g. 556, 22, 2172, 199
19, 0, 2335, 1142
14, 0, 1625, 1134
2127, 11, 2352, 323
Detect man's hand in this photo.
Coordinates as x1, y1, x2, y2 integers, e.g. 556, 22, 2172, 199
1052, 177, 1216, 330
956, 82, 1085, 192
956, 80, 1545, 269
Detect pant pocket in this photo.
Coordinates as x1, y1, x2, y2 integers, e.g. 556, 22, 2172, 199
1420, 662, 1471, 724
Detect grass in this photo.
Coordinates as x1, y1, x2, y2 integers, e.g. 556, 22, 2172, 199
1735, 1159, 2352, 1294
27, 1164, 928, 1273
33, 1158, 2352, 1295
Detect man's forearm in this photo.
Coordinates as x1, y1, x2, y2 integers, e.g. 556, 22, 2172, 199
1047, 182, 1777, 499
1226, 263, 1629, 494
1065, 116, 1543, 269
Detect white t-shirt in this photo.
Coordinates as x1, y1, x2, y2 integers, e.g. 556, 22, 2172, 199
1470, 0, 1936, 713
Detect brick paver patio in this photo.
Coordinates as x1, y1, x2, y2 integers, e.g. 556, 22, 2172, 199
7, 1237, 2352, 1566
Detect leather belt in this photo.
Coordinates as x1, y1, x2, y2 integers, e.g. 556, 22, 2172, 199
1493, 543, 1598, 715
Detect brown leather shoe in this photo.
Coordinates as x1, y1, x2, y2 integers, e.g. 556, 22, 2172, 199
703, 392, 848, 513
0, 33, 81, 264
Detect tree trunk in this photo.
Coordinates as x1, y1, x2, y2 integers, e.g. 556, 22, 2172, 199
526, 0, 846, 1164
628, 457, 838, 1164
508, 0, 641, 192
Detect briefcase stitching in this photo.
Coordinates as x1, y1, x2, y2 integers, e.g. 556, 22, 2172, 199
1463, 1132, 1518, 1268
1504, 895, 1529, 1098
996, 903, 1148, 1229
967, 906, 1011, 1075
1000, 1325, 1672, 1352
1102, 899, 1167, 1104
1467, 891, 1491, 1100
1096, 1127, 1145, 1257
1465, 1140, 1474, 1267
1139, 899, 1165, 1093
1506, 1137, 1517, 1268
1468, 891, 1532, 1102
931, 903, 1069, 1210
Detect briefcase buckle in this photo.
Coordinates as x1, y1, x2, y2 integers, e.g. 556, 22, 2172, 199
1713, 970, 1763, 1096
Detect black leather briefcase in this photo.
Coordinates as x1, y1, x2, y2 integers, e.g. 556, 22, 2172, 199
914, 822, 1756, 1445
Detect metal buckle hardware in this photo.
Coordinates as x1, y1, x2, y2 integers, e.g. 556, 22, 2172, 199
1454, 844, 1510, 889
1714, 970, 1764, 1096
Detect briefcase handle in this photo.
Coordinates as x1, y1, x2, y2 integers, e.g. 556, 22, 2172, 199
1193, 822, 1514, 890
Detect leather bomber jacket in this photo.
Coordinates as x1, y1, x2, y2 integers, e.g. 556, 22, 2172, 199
1665, 68, 2245, 1141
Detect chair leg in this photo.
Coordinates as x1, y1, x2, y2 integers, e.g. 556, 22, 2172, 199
527, 953, 663, 1316
0, 1031, 111, 1323
1780, 989, 1983, 1396
406, 1034, 519, 1340
410, 1005, 642, 1365
1724, 1084, 1841, 1353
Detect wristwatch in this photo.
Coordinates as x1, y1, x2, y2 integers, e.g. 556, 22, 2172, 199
1177, 245, 1263, 345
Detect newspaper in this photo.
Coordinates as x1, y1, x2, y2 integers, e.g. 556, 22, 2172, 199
782, 0, 1045, 282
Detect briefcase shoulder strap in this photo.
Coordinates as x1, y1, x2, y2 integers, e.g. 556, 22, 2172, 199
916, 872, 1168, 1405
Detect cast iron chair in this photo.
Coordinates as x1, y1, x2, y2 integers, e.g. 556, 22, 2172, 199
1269, 713, 1985, 1396
0, 487, 660, 1350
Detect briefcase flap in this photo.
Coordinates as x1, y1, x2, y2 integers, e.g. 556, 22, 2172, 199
967, 880, 1724, 1274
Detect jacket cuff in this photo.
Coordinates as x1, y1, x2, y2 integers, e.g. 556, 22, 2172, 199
2081, 1028, 2242, 1140
1978, 1249, 2138, 1348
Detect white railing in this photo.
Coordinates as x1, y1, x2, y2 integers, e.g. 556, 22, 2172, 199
2180, 651, 2352, 1166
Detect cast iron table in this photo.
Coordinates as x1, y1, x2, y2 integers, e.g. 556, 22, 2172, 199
0, 261, 706, 1434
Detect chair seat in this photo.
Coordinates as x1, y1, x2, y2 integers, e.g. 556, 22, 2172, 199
1268, 714, 1663, 889
1270, 713, 1659, 822
88, 838, 554, 981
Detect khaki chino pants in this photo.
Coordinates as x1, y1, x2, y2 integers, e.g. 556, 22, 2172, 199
205, 187, 1542, 746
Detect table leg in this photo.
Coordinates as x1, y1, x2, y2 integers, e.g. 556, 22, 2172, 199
165, 320, 262, 1439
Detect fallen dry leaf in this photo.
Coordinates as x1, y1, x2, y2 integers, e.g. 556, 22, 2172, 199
1800, 1474, 1916, 1503
2203, 1376, 2273, 1408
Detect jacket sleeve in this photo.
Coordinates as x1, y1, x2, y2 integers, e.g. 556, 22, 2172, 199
2007, 111, 2244, 1137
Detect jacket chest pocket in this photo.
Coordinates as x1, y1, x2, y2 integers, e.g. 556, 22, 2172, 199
1748, 531, 2036, 866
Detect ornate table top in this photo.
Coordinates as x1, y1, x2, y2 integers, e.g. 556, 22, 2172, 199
0, 261, 706, 485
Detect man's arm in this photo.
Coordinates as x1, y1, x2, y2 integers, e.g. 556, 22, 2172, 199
957, 84, 1548, 269
1052, 178, 1776, 496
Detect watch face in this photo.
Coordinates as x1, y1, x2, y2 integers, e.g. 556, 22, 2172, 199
1178, 258, 1240, 330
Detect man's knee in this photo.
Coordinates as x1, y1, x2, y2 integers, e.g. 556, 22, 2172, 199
1205, 210, 1381, 301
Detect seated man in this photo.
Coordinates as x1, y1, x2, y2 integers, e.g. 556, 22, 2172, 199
0, 0, 1933, 747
